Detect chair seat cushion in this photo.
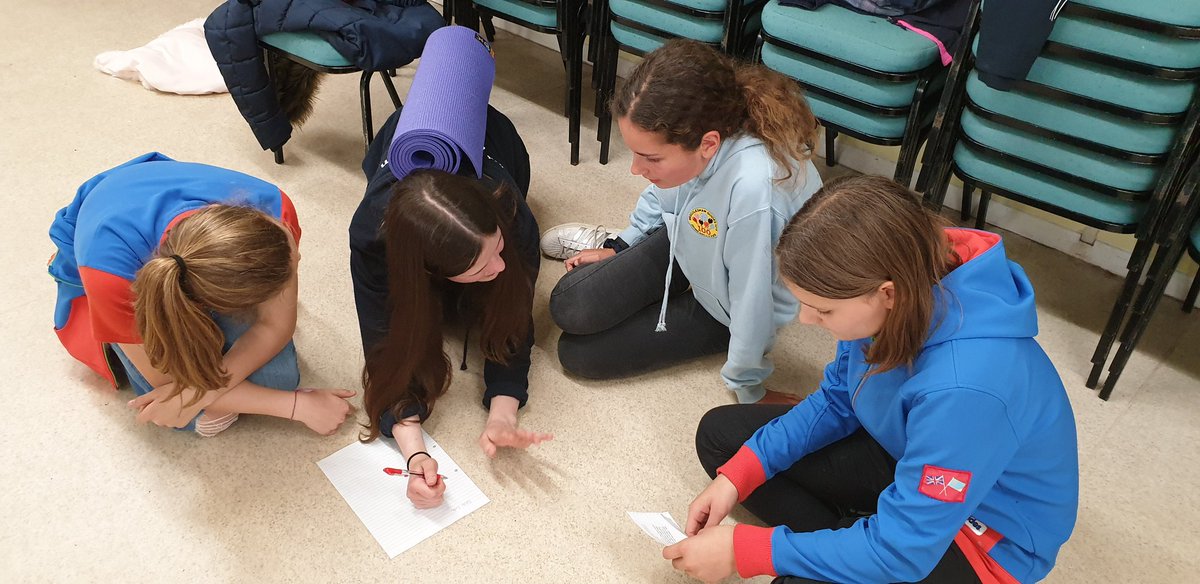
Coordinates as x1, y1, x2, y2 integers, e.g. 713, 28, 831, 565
953, 142, 1147, 228
974, 40, 1199, 115
665, 0, 757, 14
610, 0, 725, 43
475, 0, 559, 29
761, 0, 939, 73
1050, 14, 1200, 70
965, 72, 1181, 156
806, 90, 909, 139
960, 108, 1162, 193
610, 21, 670, 54
261, 32, 353, 68
1073, 0, 1200, 29
761, 43, 920, 108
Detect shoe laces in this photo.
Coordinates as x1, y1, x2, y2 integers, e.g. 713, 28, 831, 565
559, 224, 609, 251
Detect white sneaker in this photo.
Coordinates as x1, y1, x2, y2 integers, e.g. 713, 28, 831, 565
540, 223, 613, 259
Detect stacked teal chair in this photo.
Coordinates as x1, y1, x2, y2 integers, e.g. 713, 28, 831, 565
260, 32, 404, 164
917, 0, 1200, 400
447, 0, 588, 164
755, 0, 950, 185
593, 0, 768, 163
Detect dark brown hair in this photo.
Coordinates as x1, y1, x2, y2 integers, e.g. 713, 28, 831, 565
776, 175, 956, 373
133, 205, 293, 403
611, 39, 820, 182
361, 170, 532, 441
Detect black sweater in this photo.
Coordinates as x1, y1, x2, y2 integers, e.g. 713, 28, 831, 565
348, 105, 539, 435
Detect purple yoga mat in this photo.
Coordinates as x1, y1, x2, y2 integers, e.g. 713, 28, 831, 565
388, 26, 496, 180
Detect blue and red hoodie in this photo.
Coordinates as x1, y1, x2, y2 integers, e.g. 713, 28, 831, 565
48, 152, 300, 385
719, 229, 1079, 583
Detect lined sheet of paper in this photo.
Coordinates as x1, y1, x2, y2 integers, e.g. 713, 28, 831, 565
318, 432, 489, 558
628, 511, 687, 546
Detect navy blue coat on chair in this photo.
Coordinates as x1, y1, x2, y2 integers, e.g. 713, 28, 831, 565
205, 0, 444, 151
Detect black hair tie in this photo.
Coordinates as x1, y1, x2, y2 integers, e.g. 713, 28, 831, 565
169, 254, 196, 300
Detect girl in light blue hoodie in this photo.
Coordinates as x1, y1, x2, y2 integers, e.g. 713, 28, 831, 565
545, 39, 822, 405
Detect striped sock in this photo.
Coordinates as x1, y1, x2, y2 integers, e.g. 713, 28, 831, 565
194, 412, 239, 438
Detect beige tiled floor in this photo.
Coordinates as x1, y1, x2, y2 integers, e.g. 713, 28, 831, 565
2, 3, 1198, 582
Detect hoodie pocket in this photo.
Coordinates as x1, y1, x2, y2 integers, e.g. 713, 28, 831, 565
689, 284, 730, 324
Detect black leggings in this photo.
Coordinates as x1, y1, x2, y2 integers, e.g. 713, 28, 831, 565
549, 227, 730, 379
695, 404, 982, 584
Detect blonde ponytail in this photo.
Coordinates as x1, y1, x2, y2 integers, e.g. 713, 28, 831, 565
135, 255, 228, 403
132, 205, 293, 404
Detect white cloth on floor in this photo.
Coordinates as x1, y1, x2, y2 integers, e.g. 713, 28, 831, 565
94, 19, 227, 95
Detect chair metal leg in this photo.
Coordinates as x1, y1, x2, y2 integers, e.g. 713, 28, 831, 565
556, 32, 571, 118
918, 1, 980, 210
264, 48, 286, 164
1087, 237, 1157, 388
1099, 237, 1192, 400
590, 0, 610, 100
360, 70, 374, 152
380, 71, 403, 109
974, 190, 990, 229
1185, 269, 1200, 312
482, 14, 497, 42
597, 27, 618, 165
960, 185, 974, 221
563, 0, 583, 165
824, 128, 838, 167
893, 73, 933, 186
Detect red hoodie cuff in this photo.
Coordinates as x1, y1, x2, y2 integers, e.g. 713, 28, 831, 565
717, 445, 767, 501
733, 524, 776, 577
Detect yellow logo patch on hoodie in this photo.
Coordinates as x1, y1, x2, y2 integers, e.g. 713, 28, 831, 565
689, 208, 718, 238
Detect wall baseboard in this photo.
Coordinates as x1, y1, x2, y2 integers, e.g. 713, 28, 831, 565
458, 7, 1198, 304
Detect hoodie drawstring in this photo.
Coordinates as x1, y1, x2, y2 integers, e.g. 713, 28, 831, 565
655, 225, 681, 332
655, 185, 696, 333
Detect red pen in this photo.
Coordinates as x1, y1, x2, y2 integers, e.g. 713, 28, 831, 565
384, 467, 447, 480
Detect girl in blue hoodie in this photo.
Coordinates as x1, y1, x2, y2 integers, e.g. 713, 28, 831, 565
546, 39, 822, 405
665, 176, 1079, 583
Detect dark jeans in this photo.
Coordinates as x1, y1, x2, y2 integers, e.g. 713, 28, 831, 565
696, 404, 982, 584
549, 227, 730, 379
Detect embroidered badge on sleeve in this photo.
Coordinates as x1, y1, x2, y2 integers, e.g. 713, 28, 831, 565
918, 465, 972, 503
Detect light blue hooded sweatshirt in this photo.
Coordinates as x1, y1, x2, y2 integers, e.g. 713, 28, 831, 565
615, 134, 822, 403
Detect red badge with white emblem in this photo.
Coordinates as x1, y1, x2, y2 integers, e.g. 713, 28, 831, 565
919, 465, 972, 503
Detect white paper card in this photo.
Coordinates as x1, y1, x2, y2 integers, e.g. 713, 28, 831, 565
318, 431, 489, 558
628, 511, 687, 546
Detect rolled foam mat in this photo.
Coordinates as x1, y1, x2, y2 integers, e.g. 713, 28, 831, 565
387, 25, 495, 180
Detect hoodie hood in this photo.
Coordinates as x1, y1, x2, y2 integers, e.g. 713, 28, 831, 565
926, 228, 1039, 347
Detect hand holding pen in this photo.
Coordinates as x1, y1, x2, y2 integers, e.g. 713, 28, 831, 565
396, 451, 445, 509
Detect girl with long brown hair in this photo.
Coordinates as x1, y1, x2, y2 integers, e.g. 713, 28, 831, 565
668, 176, 1079, 584
351, 106, 552, 509
542, 39, 822, 405
49, 153, 355, 436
